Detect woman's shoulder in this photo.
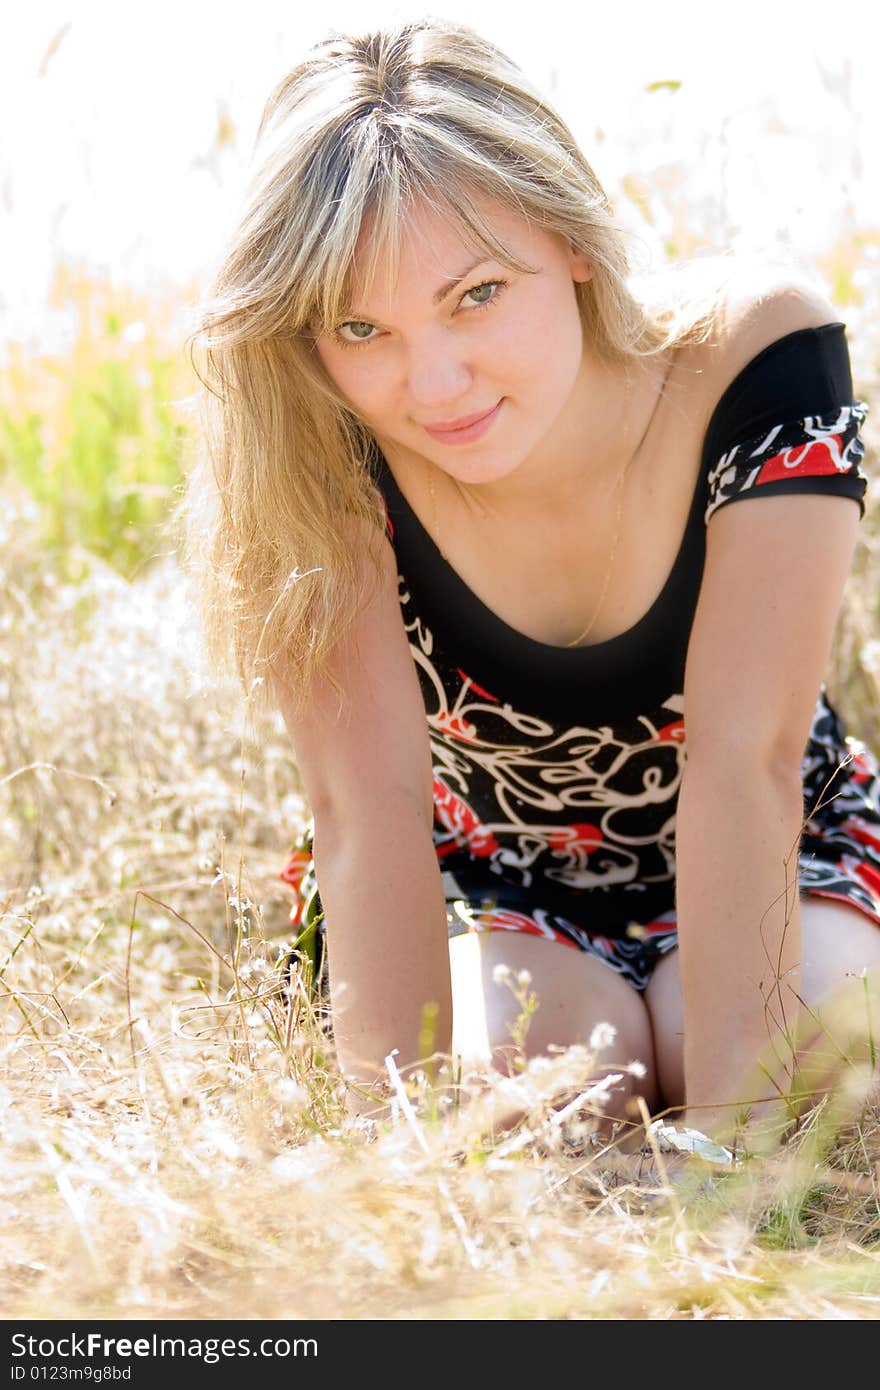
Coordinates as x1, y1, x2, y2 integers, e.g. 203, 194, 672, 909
691, 258, 867, 523
686, 253, 842, 424
634, 251, 841, 423
708, 255, 839, 382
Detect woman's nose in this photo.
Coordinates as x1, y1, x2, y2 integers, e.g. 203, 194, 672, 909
405, 333, 473, 407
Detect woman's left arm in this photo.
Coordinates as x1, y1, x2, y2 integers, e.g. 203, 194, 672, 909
679, 418, 864, 1148
675, 750, 810, 1145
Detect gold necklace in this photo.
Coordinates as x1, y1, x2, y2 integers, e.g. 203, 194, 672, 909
427, 360, 668, 648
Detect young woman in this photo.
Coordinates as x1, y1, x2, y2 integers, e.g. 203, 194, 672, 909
185, 19, 880, 1150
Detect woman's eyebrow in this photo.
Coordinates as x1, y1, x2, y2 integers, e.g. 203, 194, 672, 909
339, 255, 498, 324
431, 257, 494, 305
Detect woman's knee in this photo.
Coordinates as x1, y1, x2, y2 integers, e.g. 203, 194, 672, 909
798, 897, 880, 1078
799, 897, 880, 1002
449, 929, 658, 1120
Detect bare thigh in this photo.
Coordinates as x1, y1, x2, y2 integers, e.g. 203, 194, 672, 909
644, 897, 880, 1110
448, 930, 658, 1117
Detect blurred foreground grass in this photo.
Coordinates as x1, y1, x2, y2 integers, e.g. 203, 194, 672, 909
2, 248, 880, 1319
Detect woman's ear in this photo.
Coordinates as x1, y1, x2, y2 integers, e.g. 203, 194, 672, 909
568, 245, 594, 284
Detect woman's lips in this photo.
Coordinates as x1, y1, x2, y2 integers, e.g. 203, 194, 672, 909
421, 400, 503, 444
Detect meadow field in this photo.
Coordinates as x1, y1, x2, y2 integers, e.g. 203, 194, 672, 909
3, 14, 880, 1322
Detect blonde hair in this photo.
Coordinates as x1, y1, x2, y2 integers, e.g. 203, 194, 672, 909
180, 17, 735, 720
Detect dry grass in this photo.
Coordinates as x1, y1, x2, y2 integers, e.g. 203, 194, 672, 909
2, 95, 880, 1304
3, 479, 880, 1321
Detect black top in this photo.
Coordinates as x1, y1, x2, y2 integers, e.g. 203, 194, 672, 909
371, 323, 870, 932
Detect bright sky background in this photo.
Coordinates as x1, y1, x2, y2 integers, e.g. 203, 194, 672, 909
1, 0, 878, 354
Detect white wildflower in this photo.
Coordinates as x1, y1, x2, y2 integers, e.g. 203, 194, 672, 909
277, 1078, 306, 1107
496, 1074, 531, 1106
564, 1120, 593, 1143
524, 1054, 553, 1074
492, 963, 511, 985
589, 1021, 617, 1053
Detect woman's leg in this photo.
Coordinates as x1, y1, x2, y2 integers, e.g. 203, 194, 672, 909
449, 928, 659, 1123
642, 948, 686, 1113
789, 898, 880, 1107
643, 895, 880, 1116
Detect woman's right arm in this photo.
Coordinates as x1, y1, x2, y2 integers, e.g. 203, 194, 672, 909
270, 527, 452, 1108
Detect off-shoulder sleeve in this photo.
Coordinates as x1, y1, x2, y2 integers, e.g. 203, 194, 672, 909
702, 323, 870, 525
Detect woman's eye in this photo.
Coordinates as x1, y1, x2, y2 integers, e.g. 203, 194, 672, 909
461, 280, 505, 308
332, 280, 506, 347
336, 320, 378, 343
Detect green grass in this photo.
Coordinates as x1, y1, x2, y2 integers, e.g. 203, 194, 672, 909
0, 269, 194, 581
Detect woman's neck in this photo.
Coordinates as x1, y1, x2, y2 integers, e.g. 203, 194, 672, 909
374, 344, 675, 532
456, 348, 671, 527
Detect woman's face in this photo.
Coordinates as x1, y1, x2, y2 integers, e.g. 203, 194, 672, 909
313, 195, 593, 487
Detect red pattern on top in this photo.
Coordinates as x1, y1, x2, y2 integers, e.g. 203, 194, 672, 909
434, 711, 478, 743
654, 720, 685, 743
850, 751, 874, 784
755, 435, 845, 487
432, 777, 500, 857
279, 847, 310, 889
847, 817, 880, 855
855, 861, 880, 896
546, 822, 604, 852
456, 669, 500, 703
